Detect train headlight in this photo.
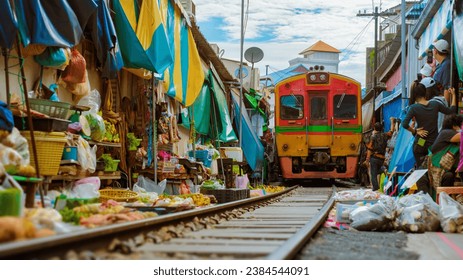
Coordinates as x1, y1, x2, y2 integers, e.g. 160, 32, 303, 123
282, 144, 289, 151
349, 143, 356, 151
309, 74, 316, 81
320, 74, 326, 81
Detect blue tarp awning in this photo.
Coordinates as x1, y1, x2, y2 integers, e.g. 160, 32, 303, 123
375, 81, 403, 110
417, 0, 452, 59
232, 92, 264, 171
0, 1, 17, 49
262, 64, 310, 86
15, 0, 96, 48
88, 0, 123, 78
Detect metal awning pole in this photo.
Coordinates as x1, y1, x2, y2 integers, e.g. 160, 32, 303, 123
152, 74, 157, 184
2, 48, 11, 107
239, 0, 244, 148
16, 37, 44, 207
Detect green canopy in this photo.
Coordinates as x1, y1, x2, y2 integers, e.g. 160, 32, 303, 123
181, 69, 237, 143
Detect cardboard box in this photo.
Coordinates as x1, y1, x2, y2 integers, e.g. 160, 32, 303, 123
219, 147, 243, 162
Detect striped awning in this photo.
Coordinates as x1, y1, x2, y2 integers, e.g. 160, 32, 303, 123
417, 0, 453, 59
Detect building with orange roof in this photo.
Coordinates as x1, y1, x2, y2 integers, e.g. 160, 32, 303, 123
289, 40, 341, 73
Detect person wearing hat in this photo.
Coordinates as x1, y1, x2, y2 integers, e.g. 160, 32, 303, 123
421, 77, 450, 132
432, 39, 451, 102
402, 78, 457, 168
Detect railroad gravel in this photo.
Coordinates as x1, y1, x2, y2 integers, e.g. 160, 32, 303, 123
298, 227, 419, 260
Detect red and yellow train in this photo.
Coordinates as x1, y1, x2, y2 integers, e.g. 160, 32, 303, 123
274, 70, 362, 179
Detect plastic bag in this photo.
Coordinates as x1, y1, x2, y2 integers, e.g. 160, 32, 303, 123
136, 175, 166, 194
85, 113, 106, 142
396, 203, 440, 233
69, 177, 101, 199
350, 196, 397, 231
2, 128, 30, 165
397, 191, 439, 215
61, 48, 86, 84
439, 192, 463, 233
235, 174, 249, 189
34, 47, 70, 69
64, 70, 90, 97
77, 89, 101, 114
76, 137, 97, 173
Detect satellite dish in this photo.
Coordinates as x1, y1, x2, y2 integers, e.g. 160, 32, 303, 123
244, 47, 264, 64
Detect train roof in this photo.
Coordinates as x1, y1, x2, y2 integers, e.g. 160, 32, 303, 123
273, 70, 361, 88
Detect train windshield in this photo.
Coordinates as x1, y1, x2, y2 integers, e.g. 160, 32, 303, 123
310, 97, 326, 120
333, 94, 357, 119
280, 95, 304, 119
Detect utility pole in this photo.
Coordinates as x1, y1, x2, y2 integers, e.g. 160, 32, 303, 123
357, 7, 396, 125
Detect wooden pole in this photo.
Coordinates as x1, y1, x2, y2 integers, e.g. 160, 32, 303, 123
16, 37, 44, 207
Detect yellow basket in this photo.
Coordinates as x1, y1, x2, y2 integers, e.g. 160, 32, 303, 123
99, 189, 139, 203
21, 131, 66, 176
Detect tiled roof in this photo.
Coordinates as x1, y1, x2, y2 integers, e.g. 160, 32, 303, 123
299, 40, 341, 55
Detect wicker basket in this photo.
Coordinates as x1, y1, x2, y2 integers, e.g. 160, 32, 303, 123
21, 131, 66, 176
99, 189, 139, 203
29, 98, 71, 119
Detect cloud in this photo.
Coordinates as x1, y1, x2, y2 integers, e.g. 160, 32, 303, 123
193, 0, 401, 87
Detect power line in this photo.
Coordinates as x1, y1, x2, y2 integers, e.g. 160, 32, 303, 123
341, 18, 374, 61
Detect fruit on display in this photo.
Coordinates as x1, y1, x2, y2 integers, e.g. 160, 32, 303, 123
250, 184, 285, 193
179, 193, 211, 206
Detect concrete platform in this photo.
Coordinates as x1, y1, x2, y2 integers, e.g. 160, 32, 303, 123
407, 232, 463, 259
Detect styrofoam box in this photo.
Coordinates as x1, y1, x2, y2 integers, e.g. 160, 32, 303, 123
220, 147, 243, 162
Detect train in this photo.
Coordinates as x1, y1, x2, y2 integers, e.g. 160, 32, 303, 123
274, 69, 362, 180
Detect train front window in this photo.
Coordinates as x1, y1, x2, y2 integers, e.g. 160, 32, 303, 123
280, 95, 304, 120
310, 97, 326, 120
333, 94, 357, 119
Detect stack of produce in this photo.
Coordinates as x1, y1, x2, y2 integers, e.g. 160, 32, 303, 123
59, 199, 157, 228
250, 184, 285, 193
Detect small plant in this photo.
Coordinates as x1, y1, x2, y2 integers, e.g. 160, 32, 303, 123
100, 154, 120, 171
127, 133, 142, 151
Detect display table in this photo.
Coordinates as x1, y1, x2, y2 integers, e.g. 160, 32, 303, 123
12, 176, 43, 208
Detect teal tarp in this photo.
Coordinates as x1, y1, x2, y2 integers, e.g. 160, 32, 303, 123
181, 70, 237, 143
209, 71, 237, 143
181, 82, 211, 135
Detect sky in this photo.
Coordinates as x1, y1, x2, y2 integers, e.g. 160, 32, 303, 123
193, 0, 402, 88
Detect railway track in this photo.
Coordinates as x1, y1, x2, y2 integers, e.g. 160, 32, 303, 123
0, 186, 336, 260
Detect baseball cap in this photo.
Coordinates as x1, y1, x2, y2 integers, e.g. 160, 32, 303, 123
420, 77, 436, 88
433, 39, 449, 53
420, 63, 433, 77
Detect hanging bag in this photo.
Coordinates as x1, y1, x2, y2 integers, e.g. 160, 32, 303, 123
62, 48, 87, 84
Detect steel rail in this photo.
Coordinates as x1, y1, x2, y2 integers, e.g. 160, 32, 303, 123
0, 186, 298, 259
265, 186, 336, 260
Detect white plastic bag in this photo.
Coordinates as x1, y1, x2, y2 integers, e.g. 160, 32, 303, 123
77, 89, 101, 114
439, 192, 463, 233
136, 175, 167, 194
76, 137, 97, 173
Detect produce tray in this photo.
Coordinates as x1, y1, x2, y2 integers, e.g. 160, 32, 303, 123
14, 116, 70, 132
200, 188, 250, 204
126, 205, 194, 214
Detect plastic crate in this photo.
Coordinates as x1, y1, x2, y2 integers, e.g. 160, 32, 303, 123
28, 98, 71, 119
188, 150, 212, 167
21, 131, 66, 176
200, 188, 250, 203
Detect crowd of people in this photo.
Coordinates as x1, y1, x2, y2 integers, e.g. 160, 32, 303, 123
363, 39, 462, 196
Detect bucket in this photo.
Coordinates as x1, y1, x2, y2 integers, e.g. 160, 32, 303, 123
62, 146, 78, 161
